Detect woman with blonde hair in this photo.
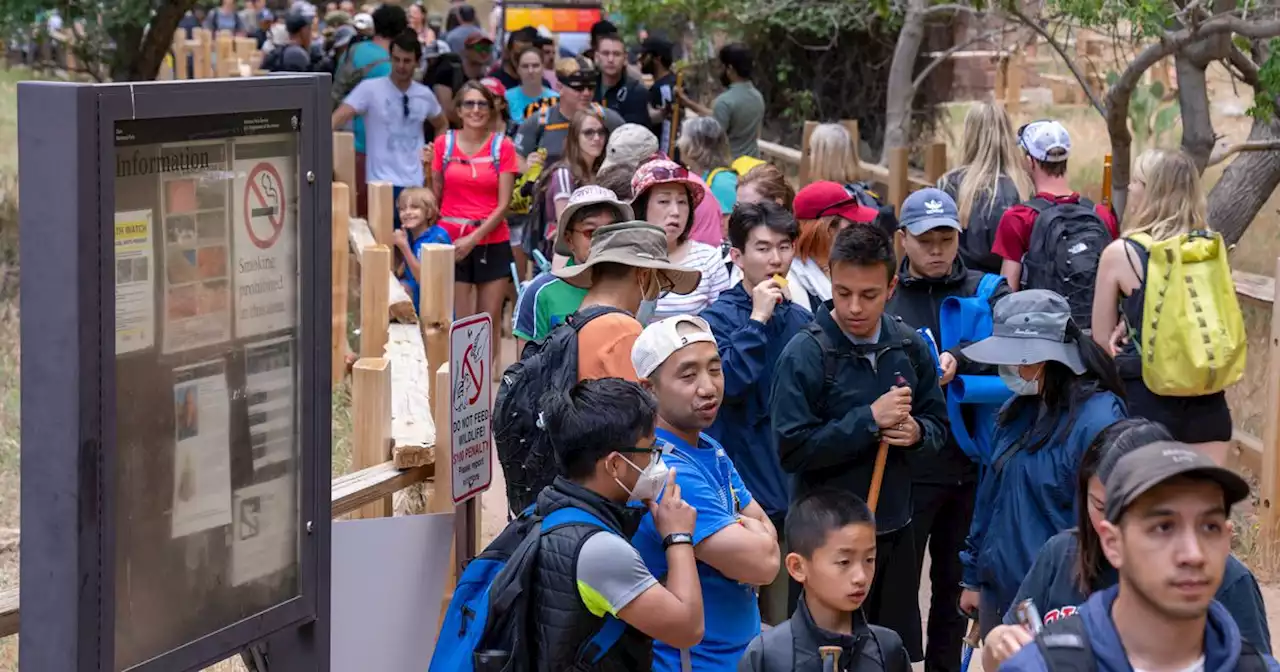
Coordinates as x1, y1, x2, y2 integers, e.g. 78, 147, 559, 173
939, 101, 1032, 274
807, 123, 861, 184
1090, 148, 1231, 462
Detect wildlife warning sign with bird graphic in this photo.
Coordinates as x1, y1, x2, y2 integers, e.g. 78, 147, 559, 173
450, 314, 493, 505
233, 148, 296, 339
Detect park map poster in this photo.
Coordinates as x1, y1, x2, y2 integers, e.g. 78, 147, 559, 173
111, 110, 305, 670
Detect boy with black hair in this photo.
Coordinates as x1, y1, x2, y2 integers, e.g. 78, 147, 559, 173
739, 489, 911, 672
701, 201, 812, 625
524, 377, 704, 670
771, 224, 947, 663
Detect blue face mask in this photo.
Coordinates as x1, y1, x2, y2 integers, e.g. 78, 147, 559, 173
636, 299, 657, 325
999, 365, 1041, 396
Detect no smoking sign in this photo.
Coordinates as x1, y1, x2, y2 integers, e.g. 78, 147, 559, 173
243, 162, 285, 250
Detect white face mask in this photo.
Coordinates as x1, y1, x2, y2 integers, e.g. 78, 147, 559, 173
614, 454, 669, 503
999, 365, 1041, 396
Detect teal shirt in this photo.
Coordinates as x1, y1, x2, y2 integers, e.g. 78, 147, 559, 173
706, 169, 739, 214
345, 41, 393, 154
505, 87, 558, 124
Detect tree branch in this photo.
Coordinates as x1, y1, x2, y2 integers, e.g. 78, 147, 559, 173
912, 24, 1017, 90
1115, 15, 1280, 104
1206, 139, 1280, 166
1005, 7, 1108, 116
1227, 44, 1260, 87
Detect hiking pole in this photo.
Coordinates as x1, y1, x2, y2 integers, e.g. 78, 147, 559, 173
819, 646, 842, 672
868, 373, 909, 513
669, 67, 684, 155
960, 617, 982, 672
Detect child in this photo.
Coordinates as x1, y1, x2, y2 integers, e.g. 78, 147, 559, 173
739, 489, 910, 672
392, 187, 451, 309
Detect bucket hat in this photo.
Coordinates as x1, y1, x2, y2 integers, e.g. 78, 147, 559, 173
553, 221, 701, 294
630, 159, 705, 208
961, 289, 1086, 374
600, 124, 659, 172
554, 185, 635, 257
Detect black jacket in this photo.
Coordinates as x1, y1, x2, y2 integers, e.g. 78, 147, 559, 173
595, 73, 651, 127
531, 478, 652, 671
885, 257, 1010, 485
738, 596, 911, 672
770, 306, 948, 532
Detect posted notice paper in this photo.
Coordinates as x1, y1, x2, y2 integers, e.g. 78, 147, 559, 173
232, 152, 296, 338
114, 209, 156, 354
245, 337, 295, 470
170, 359, 233, 538
230, 474, 296, 586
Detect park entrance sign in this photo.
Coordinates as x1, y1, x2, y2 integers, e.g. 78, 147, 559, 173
19, 76, 331, 672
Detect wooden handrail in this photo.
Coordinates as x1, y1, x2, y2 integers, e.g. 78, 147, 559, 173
758, 139, 936, 190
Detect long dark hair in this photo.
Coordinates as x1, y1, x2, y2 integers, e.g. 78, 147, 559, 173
533, 110, 607, 215
1074, 418, 1173, 592
999, 320, 1126, 454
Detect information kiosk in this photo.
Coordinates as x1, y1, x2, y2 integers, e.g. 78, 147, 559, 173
18, 75, 331, 671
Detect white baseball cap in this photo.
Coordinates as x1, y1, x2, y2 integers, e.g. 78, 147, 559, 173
1018, 120, 1072, 162
632, 315, 718, 379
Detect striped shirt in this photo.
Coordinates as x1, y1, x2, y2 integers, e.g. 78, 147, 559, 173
652, 241, 732, 321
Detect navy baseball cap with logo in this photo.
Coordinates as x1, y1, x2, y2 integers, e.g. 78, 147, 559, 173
899, 188, 961, 236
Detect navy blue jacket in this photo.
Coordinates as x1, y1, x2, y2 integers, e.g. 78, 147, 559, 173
960, 390, 1125, 614
771, 305, 948, 533
701, 283, 812, 518
1008, 529, 1271, 654
1003, 585, 1280, 672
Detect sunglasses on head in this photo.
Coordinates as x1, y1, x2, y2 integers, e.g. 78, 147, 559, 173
646, 165, 689, 181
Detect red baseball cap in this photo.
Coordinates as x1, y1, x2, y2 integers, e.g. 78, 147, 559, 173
480, 76, 507, 99
793, 181, 879, 223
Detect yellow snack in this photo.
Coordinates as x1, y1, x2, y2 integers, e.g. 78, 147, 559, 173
773, 274, 788, 287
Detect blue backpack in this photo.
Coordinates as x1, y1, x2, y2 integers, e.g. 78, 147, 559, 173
430, 505, 627, 672
938, 273, 1011, 465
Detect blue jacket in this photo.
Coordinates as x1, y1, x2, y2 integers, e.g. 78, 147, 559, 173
1003, 586, 1280, 672
700, 283, 812, 518
959, 390, 1125, 614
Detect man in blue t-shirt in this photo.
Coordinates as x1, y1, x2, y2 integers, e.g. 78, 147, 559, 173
631, 315, 781, 671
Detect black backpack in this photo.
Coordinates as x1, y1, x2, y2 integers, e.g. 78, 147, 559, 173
1035, 613, 1268, 672
1021, 196, 1110, 330
940, 171, 1022, 275
492, 305, 624, 516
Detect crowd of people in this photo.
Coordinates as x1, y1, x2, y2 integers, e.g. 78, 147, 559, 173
299, 2, 1265, 669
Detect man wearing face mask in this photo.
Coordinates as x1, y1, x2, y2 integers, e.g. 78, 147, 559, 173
532, 377, 706, 669
552, 221, 702, 380
631, 315, 781, 671
674, 43, 764, 159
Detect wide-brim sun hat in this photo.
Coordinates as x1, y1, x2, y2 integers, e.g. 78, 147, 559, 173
554, 185, 635, 257
630, 159, 706, 208
961, 289, 1086, 374
553, 221, 701, 294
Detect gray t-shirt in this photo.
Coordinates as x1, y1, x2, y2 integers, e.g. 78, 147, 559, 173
513, 104, 624, 164
713, 82, 765, 159
575, 531, 658, 618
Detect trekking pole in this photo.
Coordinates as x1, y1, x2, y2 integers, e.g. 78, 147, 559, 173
819, 645, 842, 672
960, 617, 982, 672
868, 373, 909, 513
669, 67, 684, 154
1102, 153, 1113, 208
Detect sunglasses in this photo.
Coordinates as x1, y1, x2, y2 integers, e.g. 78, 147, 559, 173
460, 100, 493, 110
401, 94, 409, 118
581, 128, 608, 139
563, 81, 596, 92
471, 44, 493, 55
817, 198, 860, 219
646, 165, 689, 181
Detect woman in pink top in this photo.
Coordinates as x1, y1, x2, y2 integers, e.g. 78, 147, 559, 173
686, 172, 725, 248
431, 81, 518, 349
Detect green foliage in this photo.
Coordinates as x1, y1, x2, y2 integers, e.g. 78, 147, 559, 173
1249, 39, 1280, 120
1124, 78, 1180, 149
1046, 0, 1171, 38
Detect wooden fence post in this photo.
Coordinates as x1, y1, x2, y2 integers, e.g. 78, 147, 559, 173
430, 363, 458, 632
798, 121, 818, 188
332, 183, 351, 387
216, 33, 235, 77
422, 244, 456, 408
1261, 257, 1280, 566
924, 142, 948, 185
360, 245, 392, 358
352, 358, 393, 518
333, 132, 358, 218
172, 29, 188, 79
368, 181, 396, 248
888, 146, 910, 216
1005, 53, 1024, 115
994, 54, 1009, 103
840, 119, 861, 167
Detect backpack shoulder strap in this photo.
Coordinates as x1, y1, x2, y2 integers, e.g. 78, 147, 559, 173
488, 132, 504, 174
1026, 196, 1056, 213
1239, 640, 1268, 672
1077, 196, 1096, 210
1034, 614, 1096, 672
707, 167, 728, 184
443, 129, 457, 163
540, 506, 609, 530
804, 322, 839, 415
539, 505, 627, 666
567, 305, 624, 331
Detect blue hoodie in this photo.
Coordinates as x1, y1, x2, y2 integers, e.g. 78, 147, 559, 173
1002, 585, 1280, 672
700, 283, 812, 517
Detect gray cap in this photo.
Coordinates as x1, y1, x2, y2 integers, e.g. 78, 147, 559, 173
1104, 441, 1250, 523
900, 187, 961, 236
961, 290, 1085, 374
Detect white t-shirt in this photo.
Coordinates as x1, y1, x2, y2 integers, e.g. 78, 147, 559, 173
1135, 655, 1204, 672
344, 78, 442, 187
653, 241, 732, 321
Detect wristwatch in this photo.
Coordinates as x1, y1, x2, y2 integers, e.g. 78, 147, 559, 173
662, 532, 694, 550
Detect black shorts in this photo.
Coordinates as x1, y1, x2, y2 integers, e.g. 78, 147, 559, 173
455, 242, 515, 285
1124, 379, 1233, 443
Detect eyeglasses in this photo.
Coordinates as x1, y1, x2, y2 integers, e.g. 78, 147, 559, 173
617, 440, 663, 464
460, 100, 493, 110
581, 128, 608, 139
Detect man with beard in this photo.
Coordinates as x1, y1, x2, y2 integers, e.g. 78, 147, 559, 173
676, 43, 764, 159
641, 36, 679, 154
1002, 441, 1279, 672
631, 316, 781, 671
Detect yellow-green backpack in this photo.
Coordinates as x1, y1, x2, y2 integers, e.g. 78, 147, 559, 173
1127, 230, 1246, 397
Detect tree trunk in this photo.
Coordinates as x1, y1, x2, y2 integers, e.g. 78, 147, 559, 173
1207, 115, 1280, 245
113, 0, 197, 81
881, 0, 928, 162
1104, 92, 1134, 218
1175, 57, 1215, 170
